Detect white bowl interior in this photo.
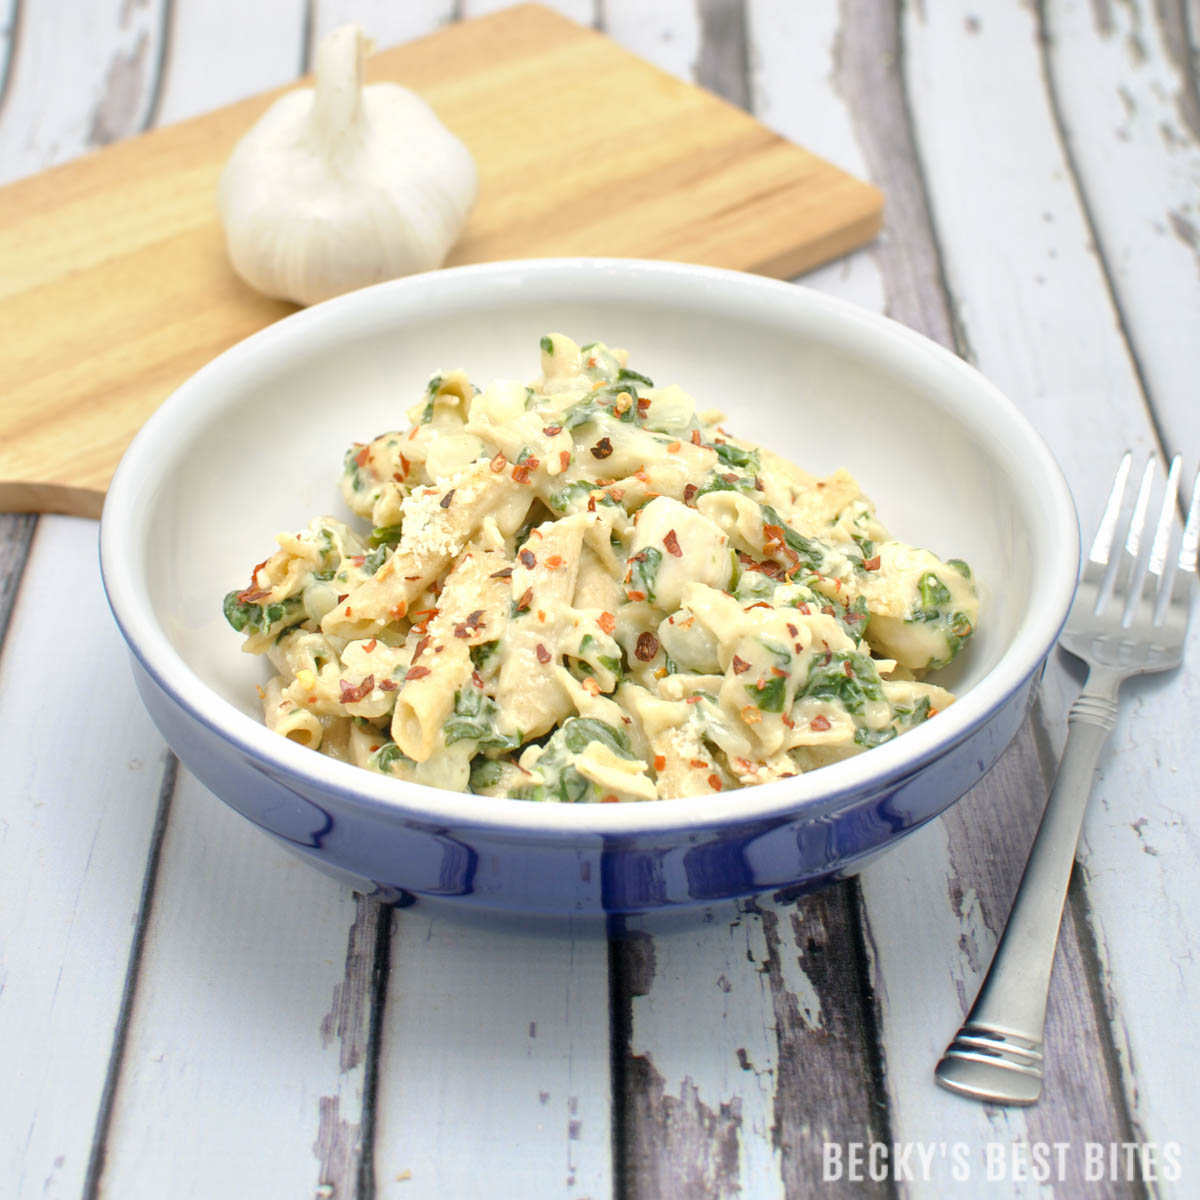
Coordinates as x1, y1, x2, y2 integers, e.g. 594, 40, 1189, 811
107, 261, 1076, 828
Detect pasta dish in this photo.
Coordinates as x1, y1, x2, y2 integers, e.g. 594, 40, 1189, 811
223, 334, 978, 801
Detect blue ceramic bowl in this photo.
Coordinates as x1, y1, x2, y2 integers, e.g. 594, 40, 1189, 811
100, 260, 1078, 913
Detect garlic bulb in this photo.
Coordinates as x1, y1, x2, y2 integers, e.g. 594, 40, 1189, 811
218, 25, 477, 306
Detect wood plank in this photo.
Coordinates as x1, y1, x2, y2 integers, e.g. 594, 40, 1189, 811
372, 907, 613, 1199
749, 3, 1150, 1193
0, 518, 170, 1199
613, 892, 892, 1199
897, 0, 1200, 1188
96, 770, 384, 1198
153, 0, 309, 124
602, 12, 890, 1195
313, 0, 457, 49
0, 0, 167, 185
1043, 0, 1200, 456
0, 2, 881, 518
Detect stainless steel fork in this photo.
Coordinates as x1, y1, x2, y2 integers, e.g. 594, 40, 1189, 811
934, 452, 1199, 1105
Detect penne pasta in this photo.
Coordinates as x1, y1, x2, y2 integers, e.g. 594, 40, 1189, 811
223, 334, 979, 801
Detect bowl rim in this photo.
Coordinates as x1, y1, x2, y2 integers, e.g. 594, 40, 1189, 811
100, 257, 1079, 839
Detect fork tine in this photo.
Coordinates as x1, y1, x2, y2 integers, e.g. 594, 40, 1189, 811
1180, 468, 1200, 576
1087, 450, 1131, 567
1169, 467, 1200, 612
1106, 456, 1155, 622
1148, 456, 1182, 580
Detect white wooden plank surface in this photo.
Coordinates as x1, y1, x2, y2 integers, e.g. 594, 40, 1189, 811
1045, 0, 1200, 458
0, 0, 18, 110
597, 13, 896, 1195
899, 1, 1200, 1188
750, 4, 1152, 1194
0, 518, 170, 1200
153, 0, 309, 125
0, 0, 167, 185
96, 769, 382, 1198
313, 0, 457, 49
372, 907, 612, 1199
462, 0, 597, 25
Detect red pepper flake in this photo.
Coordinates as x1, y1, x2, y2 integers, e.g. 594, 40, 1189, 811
559, 450, 571, 471
411, 635, 431, 662
796, 603, 811, 616
744, 601, 773, 611
236, 586, 271, 604
405, 665, 432, 681
453, 609, 486, 639
810, 714, 831, 731
687, 758, 707, 770
781, 714, 795, 729
590, 437, 613, 460
471, 670, 485, 689
543, 424, 563, 436
519, 548, 536, 568
606, 486, 625, 502
626, 589, 647, 603
379, 678, 397, 691
399, 453, 411, 476
512, 464, 532, 485
637, 396, 651, 418
754, 476, 764, 492
353, 444, 370, 468
685, 695, 703, 704
363, 638, 377, 652
582, 677, 601, 696
731, 655, 751, 674
928, 707, 939, 718
721, 472, 738, 484
663, 529, 682, 558
600, 794, 620, 803
770, 666, 788, 678
843, 660, 854, 677
490, 567, 514, 580
536, 643, 552, 665
587, 355, 598, 367
690, 428, 702, 445
683, 483, 698, 504
598, 611, 616, 634
389, 600, 408, 620
667, 440, 681, 453
786, 623, 799, 638
490, 452, 507, 473
653, 754, 666, 772
344, 606, 352, 616
339, 675, 375, 703
706, 774, 723, 792
439, 489, 456, 509
635, 632, 659, 661
587, 495, 597, 513
863, 555, 881, 571
515, 587, 534, 613
545, 555, 564, 569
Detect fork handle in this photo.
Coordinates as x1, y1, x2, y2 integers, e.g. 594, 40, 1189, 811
934, 673, 1120, 1104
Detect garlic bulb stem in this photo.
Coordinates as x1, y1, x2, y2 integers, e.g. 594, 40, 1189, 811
310, 25, 369, 152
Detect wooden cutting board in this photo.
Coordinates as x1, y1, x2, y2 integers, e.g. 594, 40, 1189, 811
0, 3, 882, 518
